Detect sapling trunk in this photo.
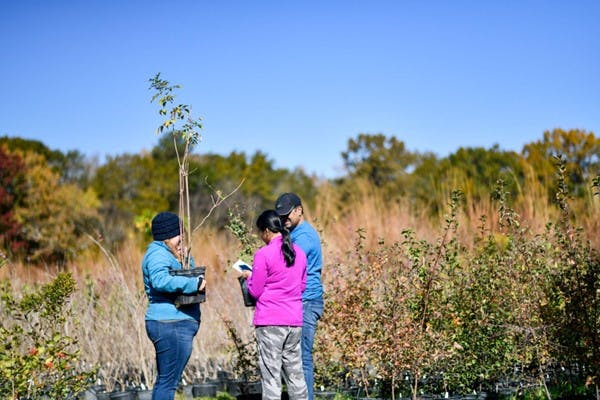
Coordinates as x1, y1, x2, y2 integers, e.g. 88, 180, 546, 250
149, 73, 242, 266
412, 372, 419, 400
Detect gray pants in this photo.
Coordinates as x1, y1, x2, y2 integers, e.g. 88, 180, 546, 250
256, 326, 308, 400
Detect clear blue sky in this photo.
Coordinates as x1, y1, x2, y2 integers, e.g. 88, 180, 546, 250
1, 1, 599, 178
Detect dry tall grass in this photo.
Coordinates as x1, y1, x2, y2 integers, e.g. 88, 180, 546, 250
1, 181, 598, 391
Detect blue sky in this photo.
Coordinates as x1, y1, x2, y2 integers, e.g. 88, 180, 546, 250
1, 1, 598, 178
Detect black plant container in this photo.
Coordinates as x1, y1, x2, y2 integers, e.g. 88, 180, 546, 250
110, 390, 135, 400
237, 276, 256, 307
226, 379, 245, 396
169, 266, 206, 305
79, 385, 107, 400
135, 389, 153, 400
192, 383, 218, 398
237, 394, 262, 400
109, 390, 136, 400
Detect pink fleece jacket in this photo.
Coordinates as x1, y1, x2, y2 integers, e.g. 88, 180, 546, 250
247, 235, 307, 326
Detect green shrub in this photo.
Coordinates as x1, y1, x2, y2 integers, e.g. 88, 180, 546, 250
0, 272, 95, 398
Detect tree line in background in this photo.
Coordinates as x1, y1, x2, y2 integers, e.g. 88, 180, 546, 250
0, 127, 599, 264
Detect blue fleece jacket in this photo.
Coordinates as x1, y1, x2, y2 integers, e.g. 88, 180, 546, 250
290, 221, 323, 300
142, 241, 201, 321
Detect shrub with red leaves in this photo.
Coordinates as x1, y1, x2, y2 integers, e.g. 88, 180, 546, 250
0, 146, 27, 253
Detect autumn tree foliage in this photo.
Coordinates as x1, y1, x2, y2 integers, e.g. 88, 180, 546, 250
0, 140, 105, 263
2, 127, 597, 269
338, 129, 599, 220
13, 151, 101, 263
523, 128, 600, 197
0, 146, 26, 253
0, 136, 93, 188
340, 133, 421, 199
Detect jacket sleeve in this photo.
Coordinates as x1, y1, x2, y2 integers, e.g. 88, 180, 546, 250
146, 246, 199, 294
247, 249, 267, 298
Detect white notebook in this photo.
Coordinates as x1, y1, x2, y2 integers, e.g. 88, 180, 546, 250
231, 259, 252, 273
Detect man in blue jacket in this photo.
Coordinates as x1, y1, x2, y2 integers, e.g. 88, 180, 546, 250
275, 193, 323, 400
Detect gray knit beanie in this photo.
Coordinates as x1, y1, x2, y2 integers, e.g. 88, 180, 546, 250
151, 212, 181, 241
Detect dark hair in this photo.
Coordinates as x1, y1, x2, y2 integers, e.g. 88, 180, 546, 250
256, 209, 295, 267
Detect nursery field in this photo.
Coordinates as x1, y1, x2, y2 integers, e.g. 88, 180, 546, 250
1, 174, 599, 400
1, 128, 599, 399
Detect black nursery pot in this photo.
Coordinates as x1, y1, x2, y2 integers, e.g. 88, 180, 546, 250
238, 276, 256, 307
169, 266, 206, 305
109, 390, 136, 400
192, 383, 218, 398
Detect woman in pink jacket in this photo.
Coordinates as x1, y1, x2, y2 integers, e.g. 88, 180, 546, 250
242, 209, 308, 400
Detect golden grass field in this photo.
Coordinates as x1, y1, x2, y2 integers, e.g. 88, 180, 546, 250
2, 183, 598, 392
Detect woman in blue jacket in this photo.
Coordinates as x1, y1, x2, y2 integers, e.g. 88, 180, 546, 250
142, 212, 206, 400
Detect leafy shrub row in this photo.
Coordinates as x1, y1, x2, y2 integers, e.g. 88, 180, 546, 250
0, 272, 94, 398
317, 159, 599, 399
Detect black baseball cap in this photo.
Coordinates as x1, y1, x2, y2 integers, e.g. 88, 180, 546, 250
275, 193, 302, 216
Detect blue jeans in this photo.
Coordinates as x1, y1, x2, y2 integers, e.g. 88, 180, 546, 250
302, 297, 324, 400
146, 319, 199, 400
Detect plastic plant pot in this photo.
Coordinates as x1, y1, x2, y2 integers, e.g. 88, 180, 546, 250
169, 266, 206, 305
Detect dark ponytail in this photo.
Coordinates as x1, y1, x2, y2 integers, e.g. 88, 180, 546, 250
256, 209, 296, 267
280, 227, 295, 267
